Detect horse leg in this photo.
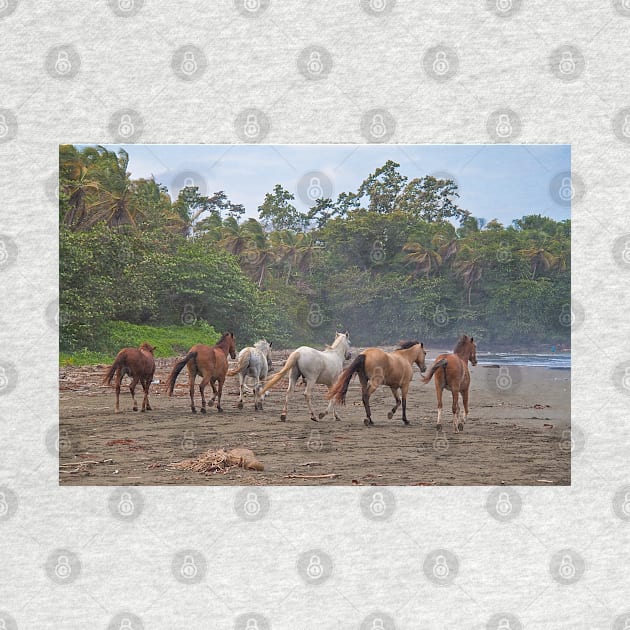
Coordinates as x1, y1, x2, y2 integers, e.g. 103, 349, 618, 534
435, 379, 443, 432
387, 386, 401, 420
319, 391, 337, 421
280, 368, 297, 422
141, 379, 151, 411
215, 377, 225, 412
459, 386, 469, 432
199, 375, 210, 413
451, 387, 461, 433
400, 382, 410, 426
188, 364, 196, 413
129, 376, 140, 411
237, 373, 244, 410
358, 372, 374, 426
303, 379, 318, 422
114, 370, 122, 413
254, 379, 263, 411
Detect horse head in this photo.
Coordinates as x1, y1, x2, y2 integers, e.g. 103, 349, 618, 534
468, 336, 477, 366
257, 339, 273, 371
456, 334, 477, 366
140, 342, 155, 354
415, 341, 427, 373
227, 331, 237, 359
335, 330, 352, 360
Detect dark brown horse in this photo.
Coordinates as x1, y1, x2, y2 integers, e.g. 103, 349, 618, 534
422, 335, 477, 433
103, 342, 156, 413
166, 332, 236, 413
328, 341, 427, 426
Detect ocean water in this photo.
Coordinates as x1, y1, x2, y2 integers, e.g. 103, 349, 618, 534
477, 352, 571, 369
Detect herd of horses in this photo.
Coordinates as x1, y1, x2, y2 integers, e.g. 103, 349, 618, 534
102, 331, 478, 433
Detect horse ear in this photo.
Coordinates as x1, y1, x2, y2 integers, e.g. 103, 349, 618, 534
269, 341, 272, 347
421, 342, 424, 348
470, 337, 474, 343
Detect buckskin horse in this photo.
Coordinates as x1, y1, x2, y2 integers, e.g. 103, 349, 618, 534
166, 332, 236, 413
328, 340, 427, 426
422, 334, 477, 433
103, 342, 156, 413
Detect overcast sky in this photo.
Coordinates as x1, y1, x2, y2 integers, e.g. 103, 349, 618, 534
98, 143, 571, 226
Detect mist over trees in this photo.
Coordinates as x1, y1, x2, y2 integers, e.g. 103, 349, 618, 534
60, 145, 570, 352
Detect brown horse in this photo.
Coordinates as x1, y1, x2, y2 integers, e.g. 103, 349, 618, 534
422, 335, 477, 433
328, 341, 427, 426
166, 332, 236, 413
103, 342, 156, 413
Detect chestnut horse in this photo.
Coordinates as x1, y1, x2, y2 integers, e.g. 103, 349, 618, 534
166, 331, 236, 413
422, 335, 477, 433
328, 341, 427, 426
103, 342, 156, 413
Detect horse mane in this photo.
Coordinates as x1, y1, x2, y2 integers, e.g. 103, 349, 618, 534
217, 331, 233, 343
397, 340, 420, 350
139, 342, 155, 353
453, 335, 471, 353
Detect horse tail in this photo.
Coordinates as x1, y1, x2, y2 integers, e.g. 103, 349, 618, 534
227, 348, 250, 377
103, 353, 125, 385
422, 358, 448, 384
166, 351, 198, 397
260, 351, 300, 395
327, 354, 366, 404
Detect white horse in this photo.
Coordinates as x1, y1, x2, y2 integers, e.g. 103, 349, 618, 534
227, 339, 273, 411
260, 331, 352, 422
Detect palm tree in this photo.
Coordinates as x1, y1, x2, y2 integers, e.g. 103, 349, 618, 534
219, 216, 253, 256
453, 245, 484, 305
241, 219, 277, 288
403, 241, 442, 277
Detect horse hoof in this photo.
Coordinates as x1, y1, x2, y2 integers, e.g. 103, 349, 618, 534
318, 412, 325, 419
458, 422, 464, 432
217, 407, 223, 413
387, 412, 393, 420
191, 409, 196, 414
364, 418, 370, 426
140, 409, 145, 413
311, 416, 318, 422
436, 423, 442, 432
402, 420, 410, 426
237, 402, 243, 410
280, 414, 286, 422
200, 408, 206, 414
133, 407, 138, 412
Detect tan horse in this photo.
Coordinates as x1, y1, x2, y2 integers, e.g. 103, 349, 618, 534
422, 335, 477, 433
328, 341, 427, 426
103, 342, 155, 413
166, 332, 236, 413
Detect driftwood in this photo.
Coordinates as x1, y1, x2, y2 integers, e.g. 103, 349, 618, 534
283, 473, 338, 479
170, 447, 264, 473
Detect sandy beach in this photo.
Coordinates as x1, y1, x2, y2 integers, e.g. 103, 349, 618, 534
58, 347, 570, 486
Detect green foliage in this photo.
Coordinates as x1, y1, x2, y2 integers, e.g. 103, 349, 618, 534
59, 145, 570, 355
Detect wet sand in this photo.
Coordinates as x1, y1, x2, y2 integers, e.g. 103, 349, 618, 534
59, 351, 570, 486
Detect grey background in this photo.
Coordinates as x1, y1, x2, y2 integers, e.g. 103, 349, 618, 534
1, 1, 629, 628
